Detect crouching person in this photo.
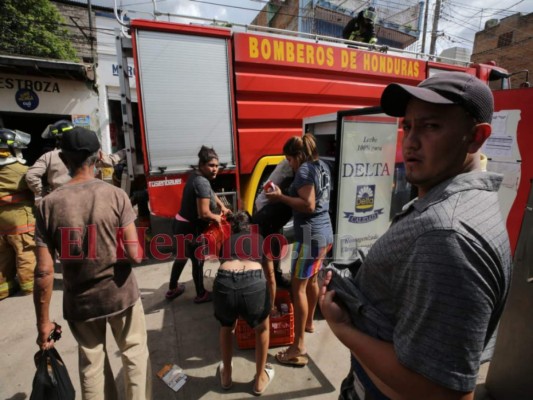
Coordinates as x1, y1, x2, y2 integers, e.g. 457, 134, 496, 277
33, 127, 152, 399
213, 211, 275, 396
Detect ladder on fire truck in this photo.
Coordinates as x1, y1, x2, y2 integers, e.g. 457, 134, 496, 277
115, 30, 137, 196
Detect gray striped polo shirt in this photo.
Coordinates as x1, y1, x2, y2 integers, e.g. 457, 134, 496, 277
354, 171, 512, 392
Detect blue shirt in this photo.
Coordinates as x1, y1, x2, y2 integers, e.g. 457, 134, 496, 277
289, 160, 333, 247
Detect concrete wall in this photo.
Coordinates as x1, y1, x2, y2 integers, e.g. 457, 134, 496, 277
252, 0, 299, 30
472, 13, 533, 89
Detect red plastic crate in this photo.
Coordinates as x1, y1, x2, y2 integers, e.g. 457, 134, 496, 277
236, 290, 294, 350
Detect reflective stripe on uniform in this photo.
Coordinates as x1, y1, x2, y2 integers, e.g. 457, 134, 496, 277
20, 279, 34, 293
0, 190, 34, 206
0, 223, 35, 235
0, 280, 17, 299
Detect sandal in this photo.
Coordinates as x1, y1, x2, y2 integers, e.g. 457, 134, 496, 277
275, 348, 308, 366
253, 363, 275, 396
165, 284, 185, 300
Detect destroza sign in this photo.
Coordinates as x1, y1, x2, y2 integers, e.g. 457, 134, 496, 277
0, 73, 98, 115
234, 33, 423, 79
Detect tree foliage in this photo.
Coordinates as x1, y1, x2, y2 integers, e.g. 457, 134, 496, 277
0, 0, 78, 61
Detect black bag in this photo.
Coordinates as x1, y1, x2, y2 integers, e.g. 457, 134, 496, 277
30, 348, 75, 400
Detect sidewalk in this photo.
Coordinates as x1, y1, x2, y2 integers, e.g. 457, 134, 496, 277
0, 257, 349, 399
0, 252, 492, 399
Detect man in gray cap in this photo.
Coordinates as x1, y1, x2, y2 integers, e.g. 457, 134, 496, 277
33, 127, 152, 399
320, 72, 512, 399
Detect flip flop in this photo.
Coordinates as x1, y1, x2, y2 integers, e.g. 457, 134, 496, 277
253, 363, 275, 396
218, 361, 233, 390
275, 349, 308, 366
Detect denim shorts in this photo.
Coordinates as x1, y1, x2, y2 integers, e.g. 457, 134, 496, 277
213, 269, 270, 328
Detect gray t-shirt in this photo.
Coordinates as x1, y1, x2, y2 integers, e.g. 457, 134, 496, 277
354, 172, 511, 392
179, 171, 218, 230
290, 160, 333, 247
35, 179, 139, 321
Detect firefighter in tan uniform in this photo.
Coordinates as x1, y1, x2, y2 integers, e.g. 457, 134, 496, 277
25, 120, 126, 202
0, 128, 36, 299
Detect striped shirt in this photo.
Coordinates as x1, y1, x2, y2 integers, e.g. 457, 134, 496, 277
354, 171, 511, 392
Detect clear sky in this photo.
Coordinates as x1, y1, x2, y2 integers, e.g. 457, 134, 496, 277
92, 0, 531, 54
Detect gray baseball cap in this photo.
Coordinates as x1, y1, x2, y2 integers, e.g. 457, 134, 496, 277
380, 71, 494, 123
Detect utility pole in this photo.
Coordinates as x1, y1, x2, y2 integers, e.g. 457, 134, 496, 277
421, 0, 431, 54
429, 0, 442, 56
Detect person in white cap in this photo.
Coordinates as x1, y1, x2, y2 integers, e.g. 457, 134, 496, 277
320, 72, 512, 400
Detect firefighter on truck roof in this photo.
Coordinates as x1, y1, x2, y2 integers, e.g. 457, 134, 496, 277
0, 128, 36, 300
342, 6, 378, 45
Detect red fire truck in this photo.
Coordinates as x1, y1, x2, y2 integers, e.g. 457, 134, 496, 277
115, 18, 512, 220
117, 20, 533, 394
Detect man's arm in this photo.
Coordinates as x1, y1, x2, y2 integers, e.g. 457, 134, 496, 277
33, 246, 57, 350
122, 222, 143, 264
97, 149, 127, 168
319, 271, 474, 400
343, 18, 357, 39
25, 154, 49, 197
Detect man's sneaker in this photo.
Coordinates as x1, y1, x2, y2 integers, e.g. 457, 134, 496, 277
194, 290, 213, 304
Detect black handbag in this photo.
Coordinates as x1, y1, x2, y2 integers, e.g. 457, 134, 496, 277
30, 347, 75, 400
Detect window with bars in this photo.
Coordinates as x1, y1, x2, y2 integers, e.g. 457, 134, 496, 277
497, 31, 514, 47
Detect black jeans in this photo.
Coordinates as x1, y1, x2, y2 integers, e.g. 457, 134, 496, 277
169, 220, 205, 296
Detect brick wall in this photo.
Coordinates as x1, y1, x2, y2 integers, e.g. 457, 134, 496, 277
251, 0, 299, 31
472, 13, 533, 88
52, 1, 96, 63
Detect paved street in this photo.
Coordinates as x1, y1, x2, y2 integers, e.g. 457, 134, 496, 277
1, 255, 351, 400
0, 241, 491, 400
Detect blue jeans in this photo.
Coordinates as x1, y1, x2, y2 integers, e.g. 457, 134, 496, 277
344, 354, 390, 400
213, 269, 270, 328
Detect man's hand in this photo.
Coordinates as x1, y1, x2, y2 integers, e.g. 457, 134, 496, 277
319, 270, 351, 327
36, 321, 58, 350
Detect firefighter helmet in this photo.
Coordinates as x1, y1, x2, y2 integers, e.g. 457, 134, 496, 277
0, 129, 29, 149
362, 7, 377, 24
0, 128, 29, 165
0, 129, 17, 149
41, 119, 74, 139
